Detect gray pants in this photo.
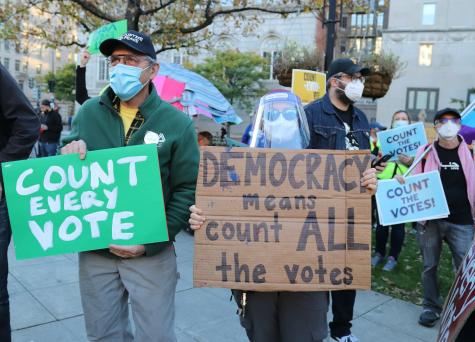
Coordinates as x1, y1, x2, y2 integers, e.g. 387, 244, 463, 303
236, 291, 328, 342
79, 245, 178, 342
417, 220, 473, 314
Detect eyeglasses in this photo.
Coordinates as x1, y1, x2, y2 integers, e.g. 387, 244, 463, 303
108, 54, 150, 67
435, 118, 461, 125
266, 109, 297, 122
335, 73, 366, 84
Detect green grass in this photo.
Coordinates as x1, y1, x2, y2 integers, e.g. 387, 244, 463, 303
371, 226, 455, 305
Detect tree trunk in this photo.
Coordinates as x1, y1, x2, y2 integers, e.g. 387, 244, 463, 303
125, 0, 141, 31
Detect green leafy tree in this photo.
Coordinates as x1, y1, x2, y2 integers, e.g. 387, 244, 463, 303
42, 63, 76, 102
192, 50, 268, 109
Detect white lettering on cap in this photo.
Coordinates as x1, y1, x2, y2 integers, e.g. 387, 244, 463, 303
120, 33, 144, 44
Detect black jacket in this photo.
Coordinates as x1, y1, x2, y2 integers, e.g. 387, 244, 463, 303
0, 64, 40, 184
76, 66, 90, 105
40, 109, 63, 143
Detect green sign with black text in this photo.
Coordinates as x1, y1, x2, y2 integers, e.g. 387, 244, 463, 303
2, 145, 168, 259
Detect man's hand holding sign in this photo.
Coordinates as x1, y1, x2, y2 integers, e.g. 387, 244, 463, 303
61, 140, 146, 258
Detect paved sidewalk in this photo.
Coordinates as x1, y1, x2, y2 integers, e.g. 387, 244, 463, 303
8, 232, 439, 342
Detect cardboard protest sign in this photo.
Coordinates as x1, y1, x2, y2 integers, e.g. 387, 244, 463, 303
438, 242, 475, 342
194, 147, 372, 292
377, 122, 428, 161
88, 20, 128, 55
375, 171, 449, 226
2, 145, 168, 260
291, 69, 326, 104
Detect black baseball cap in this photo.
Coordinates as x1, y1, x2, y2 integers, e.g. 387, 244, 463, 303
433, 107, 461, 123
100, 30, 156, 60
327, 58, 370, 79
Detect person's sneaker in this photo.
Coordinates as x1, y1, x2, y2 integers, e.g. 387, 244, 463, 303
418, 310, 440, 327
332, 334, 359, 342
382, 256, 398, 271
371, 253, 384, 267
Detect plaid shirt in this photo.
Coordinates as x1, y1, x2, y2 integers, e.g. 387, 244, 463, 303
113, 96, 145, 145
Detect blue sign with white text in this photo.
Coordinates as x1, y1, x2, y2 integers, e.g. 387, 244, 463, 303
377, 122, 428, 161
376, 171, 449, 226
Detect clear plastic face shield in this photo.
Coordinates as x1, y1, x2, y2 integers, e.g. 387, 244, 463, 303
250, 91, 310, 149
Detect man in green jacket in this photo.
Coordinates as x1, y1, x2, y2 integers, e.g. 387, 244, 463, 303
61, 30, 199, 342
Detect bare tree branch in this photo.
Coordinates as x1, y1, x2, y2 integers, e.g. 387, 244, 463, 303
69, 0, 118, 22
153, 5, 318, 36
156, 36, 208, 54
141, 0, 177, 15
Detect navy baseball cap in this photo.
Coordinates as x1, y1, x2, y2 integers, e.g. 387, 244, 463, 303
100, 30, 156, 60
433, 107, 461, 123
327, 58, 370, 79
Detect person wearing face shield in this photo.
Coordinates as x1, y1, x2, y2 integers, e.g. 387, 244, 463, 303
304, 58, 382, 342
372, 111, 413, 272
189, 65, 379, 341
411, 108, 475, 328
61, 31, 199, 341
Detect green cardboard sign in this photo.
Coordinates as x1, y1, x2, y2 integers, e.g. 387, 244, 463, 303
88, 20, 128, 55
2, 145, 168, 260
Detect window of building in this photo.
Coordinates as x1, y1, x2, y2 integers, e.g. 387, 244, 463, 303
261, 37, 282, 80
422, 3, 436, 25
4, 40, 10, 51
406, 88, 439, 121
3, 57, 10, 71
98, 58, 109, 81
18, 81, 24, 90
36, 64, 42, 74
171, 51, 186, 64
374, 37, 382, 54
15, 59, 20, 72
419, 43, 433, 66
467, 89, 475, 105
22, 61, 28, 72
377, 12, 384, 28
341, 16, 348, 29
15, 41, 21, 53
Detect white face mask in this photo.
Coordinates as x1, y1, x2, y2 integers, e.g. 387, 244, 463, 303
339, 79, 365, 102
392, 120, 409, 129
264, 116, 301, 148
437, 121, 460, 140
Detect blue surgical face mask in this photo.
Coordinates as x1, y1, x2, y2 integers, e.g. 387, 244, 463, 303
110, 64, 151, 101
392, 120, 409, 129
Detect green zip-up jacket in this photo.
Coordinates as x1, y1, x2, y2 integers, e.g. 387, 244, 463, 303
63, 85, 199, 256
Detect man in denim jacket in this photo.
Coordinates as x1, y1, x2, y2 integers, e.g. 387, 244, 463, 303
305, 58, 371, 342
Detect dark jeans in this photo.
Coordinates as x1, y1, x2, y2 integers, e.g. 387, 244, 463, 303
375, 223, 405, 260
233, 290, 328, 342
39, 141, 58, 157
0, 199, 11, 342
330, 290, 355, 338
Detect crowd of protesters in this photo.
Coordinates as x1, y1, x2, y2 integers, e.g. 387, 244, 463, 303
1, 28, 474, 342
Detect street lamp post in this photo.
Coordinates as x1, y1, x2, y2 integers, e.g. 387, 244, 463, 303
324, 0, 338, 71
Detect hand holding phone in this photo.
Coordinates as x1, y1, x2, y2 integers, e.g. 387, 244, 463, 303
371, 153, 392, 168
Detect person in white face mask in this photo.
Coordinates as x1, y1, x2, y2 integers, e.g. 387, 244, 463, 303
411, 108, 475, 328
304, 58, 379, 342
372, 111, 413, 272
